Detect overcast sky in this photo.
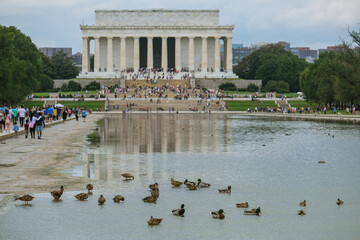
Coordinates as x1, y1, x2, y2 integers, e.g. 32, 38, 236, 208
1, 0, 359, 53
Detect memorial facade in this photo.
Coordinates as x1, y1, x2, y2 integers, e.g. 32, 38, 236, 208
78, 9, 236, 79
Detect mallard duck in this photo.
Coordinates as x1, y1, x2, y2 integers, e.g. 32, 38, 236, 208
149, 183, 159, 190
113, 195, 125, 202
236, 202, 249, 208
98, 194, 106, 205
86, 184, 93, 194
50, 185, 64, 200
285, 133, 291, 136
197, 179, 211, 188
122, 173, 134, 180
170, 178, 183, 187
151, 189, 160, 198
172, 204, 185, 216
337, 198, 344, 205
211, 209, 225, 219
299, 200, 306, 207
262, 144, 266, 147
74, 193, 88, 201
297, 210, 306, 215
218, 186, 231, 193
187, 184, 197, 190
244, 207, 261, 215
184, 179, 196, 186
318, 161, 326, 164
142, 195, 157, 203
15, 195, 34, 205
148, 216, 163, 225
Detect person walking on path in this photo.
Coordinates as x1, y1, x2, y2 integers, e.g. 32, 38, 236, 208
62, 109, 67, 123
81, 109, 87, 122
0, 111, 4, 133
13, 121, 19, 138
29, 111, 37, 139
35, 113, 45, 139
24, 119, 29, 138
18, 106, 26, 127
4, 110, 11, 133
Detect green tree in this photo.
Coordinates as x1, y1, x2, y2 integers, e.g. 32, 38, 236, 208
0, 25, 46, 105
68, 80, 82, 91
51, 51, 79, 79
234, 44, 308, 92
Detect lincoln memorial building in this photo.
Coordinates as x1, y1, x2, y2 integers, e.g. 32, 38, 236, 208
78, 9, 237, 79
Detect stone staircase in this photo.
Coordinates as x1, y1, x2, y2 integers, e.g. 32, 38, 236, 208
125, 79, 190, 89
276, 100, 290, 109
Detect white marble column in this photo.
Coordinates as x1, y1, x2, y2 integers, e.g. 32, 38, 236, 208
226, 37, 233, 72
223, 37, 227, 70
214, 37, 220, 72
147, 37, 153, 69
161, 37, 168, 72
175, 37, 181, 71
120, 37, 126, 70
201, 37, 208, 72
82, 37, 89, 73
107, 37, 113, 72
188, 37, 195, 71
94, 37, 100, 72
134, 37, 140, 71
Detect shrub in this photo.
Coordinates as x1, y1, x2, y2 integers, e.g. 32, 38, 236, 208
247, 83, 259, 92
263, 80, 289, 93
84, 81, 100, 91
60, 84, 68, 92
219, 83, 237, 91
68, 80, 82, 91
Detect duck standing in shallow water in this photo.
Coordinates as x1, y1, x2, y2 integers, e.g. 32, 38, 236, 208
86, 184, 93, 194
142, 195, 157, 203
51, 185, 64, 200
74, 193, 88, 201
219, 186, 231, 194
299, 200, 306, 207
297, 210, 306, 215
170, 178, 182, 187
337, 198, 344, 205
15, 195, 34, 205
211, 209, 225, 219
98, 194, 106, 205
197, 179, 211, 188
148, 216, 163, 226
122, 173, 134, 180
149, 183, 158, 190
172, 204, 185, 216
113, 195, 125, 203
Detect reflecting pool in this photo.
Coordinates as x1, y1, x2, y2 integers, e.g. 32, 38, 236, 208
1, 114, 360, 240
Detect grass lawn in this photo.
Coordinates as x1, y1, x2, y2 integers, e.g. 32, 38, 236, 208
33, 90, 98, 97
288, 100, 319, 109
226, 100, 277, 111
58, 101, 104, 111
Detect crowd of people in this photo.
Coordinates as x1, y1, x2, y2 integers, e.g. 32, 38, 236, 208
0, 105, 88, 138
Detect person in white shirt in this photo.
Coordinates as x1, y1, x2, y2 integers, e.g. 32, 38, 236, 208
18, 106, 26, 127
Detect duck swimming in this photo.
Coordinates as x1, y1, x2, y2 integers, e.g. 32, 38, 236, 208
148, 216, 163, 225
211, 209, 225, 219
197, 179, 211, 188
218, 186, 231, 194
98, 194, 106, 205
113, 195, 125, 203
74, 193, 88, 201
172, 204, 185, 216
170, 178, 183, 187
122, 173, 134, 180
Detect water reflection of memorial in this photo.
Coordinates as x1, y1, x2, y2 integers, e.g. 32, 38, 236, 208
84, 114, 233, 180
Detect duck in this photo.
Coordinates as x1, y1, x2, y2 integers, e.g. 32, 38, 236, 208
50, 185, 64, 200
236, 202, 249, 208
187, 184, 197, 190
262, 144, 266, 147
15, 195, 34, 205
172, 204, 185, 216
218, 186, 231, 194
337, 198, 344, 205
142, 195, 157, 203
148, 216, 163, 226
151, 189, 160, 198
98, 194, 106, 205
299, 200, 306, 207
244, 207, 261, 215
74, 193, 88, 201
170, 178, 183, 187
197, 179, 211, 188
184, 179, 196, 186
297, 210, 306, 215
149, 183, 159, 190
318, 161, 326, 164
86, 184, 93, 194
211, 209, 225, 219
122, 173, 134, 180
285, 133, 291, 136
113, 195, 125, 203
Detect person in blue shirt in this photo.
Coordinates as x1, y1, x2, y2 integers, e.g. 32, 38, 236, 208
47, 106, 53, 121
81, 109, 87, 122
13, 121, 19, 138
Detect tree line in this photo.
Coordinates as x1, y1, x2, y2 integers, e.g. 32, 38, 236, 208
0, 25, 79, 105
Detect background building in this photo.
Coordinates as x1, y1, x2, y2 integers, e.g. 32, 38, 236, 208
72, 52, 82, 65
290, 47, 318, 59
39, 47, 72, 58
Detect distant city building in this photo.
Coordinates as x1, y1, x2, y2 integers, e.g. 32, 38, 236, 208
72, 52, 82, 65
277, 41, 291, 50
291, 47, 318, 59
318, 46, 340, 55
251, 42, 269, 49
39, 47, 72, 58
232, 47, 254, 64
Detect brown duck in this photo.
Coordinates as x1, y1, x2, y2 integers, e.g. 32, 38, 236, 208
218, 186, 231, 194
86, 184, 93, 194
122, 173, 134, 180
170, 178, 183, 187
74, 193, 88, 201
15, 195, 34, 205
98, 194, 106, 205
149, 183, 159, 190
50, 185, 64, 200
113, 195, 125, 202
148, 216, 163, 225
142, 195, 158, 203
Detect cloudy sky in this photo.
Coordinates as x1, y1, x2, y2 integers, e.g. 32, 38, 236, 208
1, 0, 359, 53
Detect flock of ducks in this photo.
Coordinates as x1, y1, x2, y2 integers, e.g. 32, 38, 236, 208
14, 173, 345, 225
